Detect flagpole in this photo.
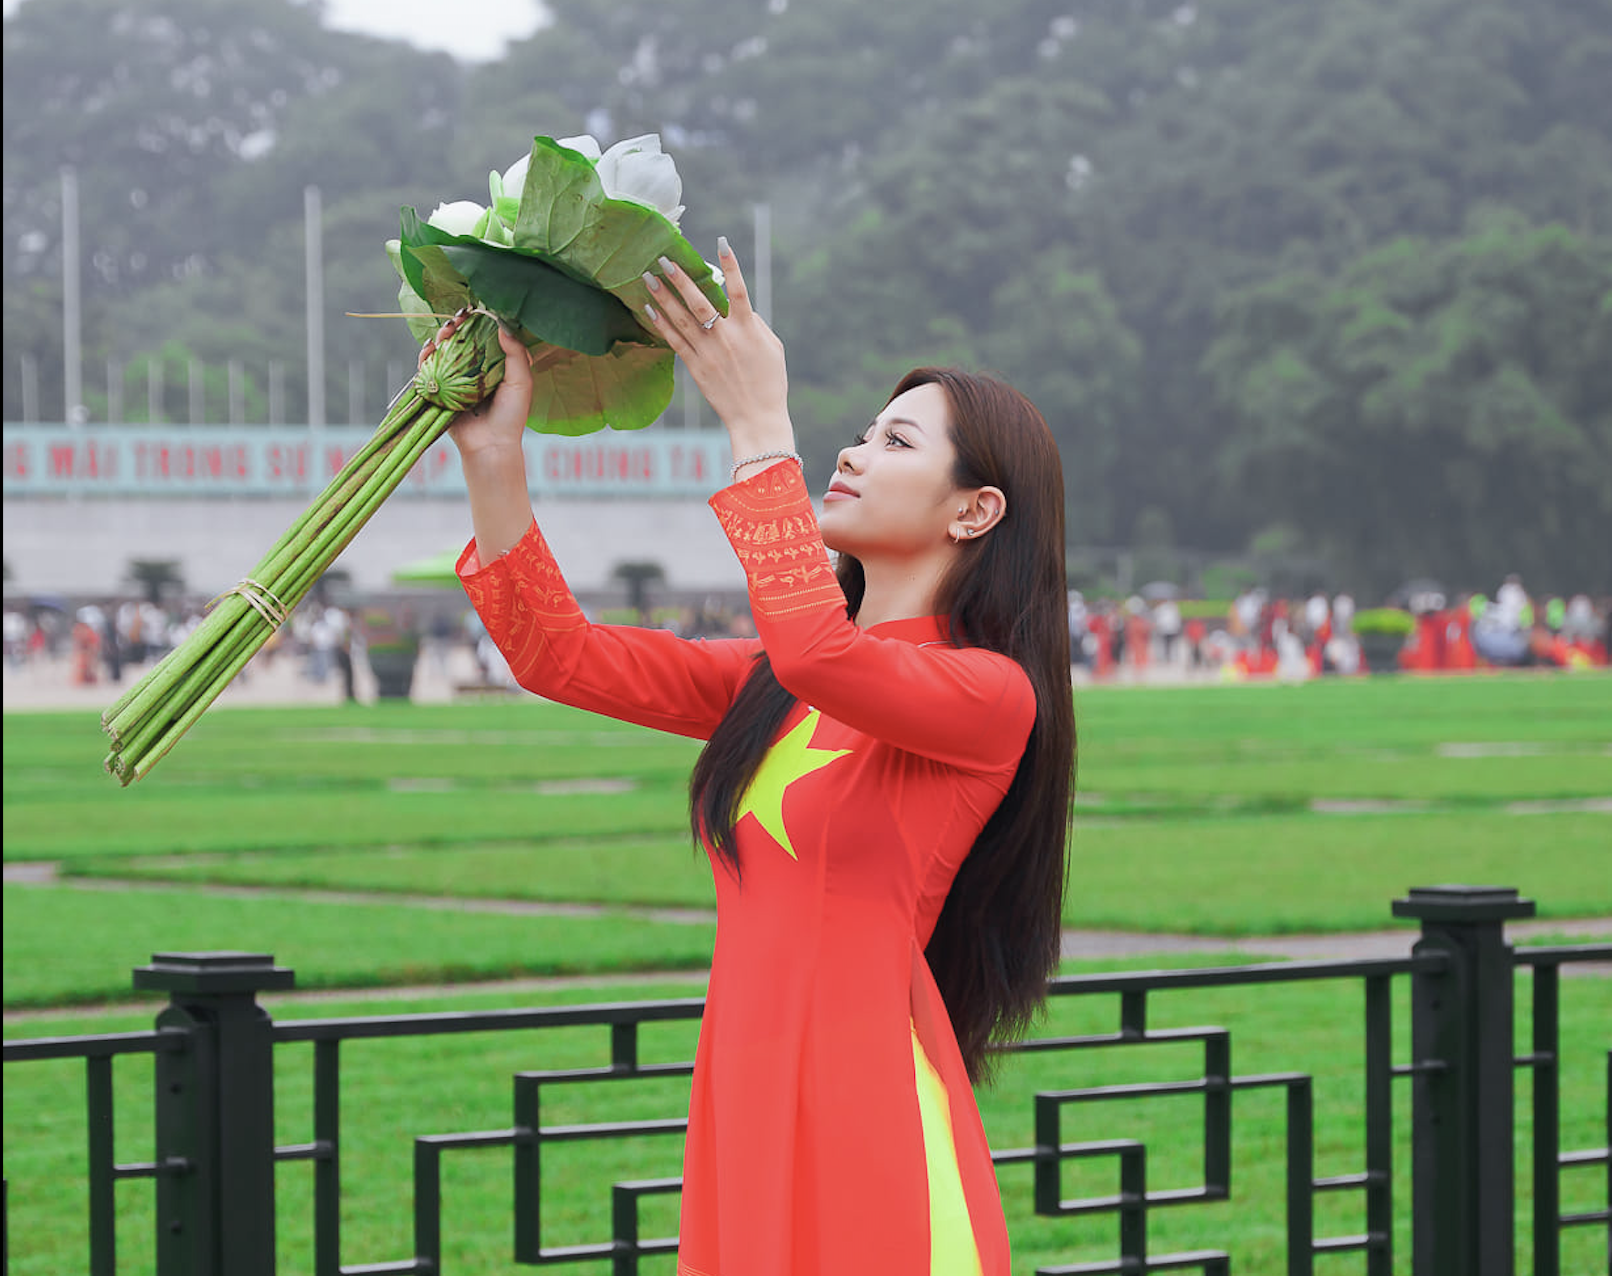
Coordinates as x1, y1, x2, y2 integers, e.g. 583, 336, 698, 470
61, 165, 83, 426
305, 185, 326, 441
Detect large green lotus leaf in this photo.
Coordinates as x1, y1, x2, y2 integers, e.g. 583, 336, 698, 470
383, 235, 409, 285
398, 208, 643, 357
384, 239, 445, 344
511, 137, 599, 258
388, 231, 473, 324
395, 278, 442, 346
512, 138, 727, 328
437, 243, 645, 356
392, 277, 673, 436
528, 341, 674, 436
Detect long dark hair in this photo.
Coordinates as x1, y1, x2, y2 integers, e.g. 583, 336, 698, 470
689, 368, 1075, 1082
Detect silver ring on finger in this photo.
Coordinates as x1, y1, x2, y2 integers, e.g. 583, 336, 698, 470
700, 314, 720, 330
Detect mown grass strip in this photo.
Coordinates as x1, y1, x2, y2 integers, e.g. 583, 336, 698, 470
8, 681, 1611, 861
59, 808, 1612, 936
0, 882, 715, 1009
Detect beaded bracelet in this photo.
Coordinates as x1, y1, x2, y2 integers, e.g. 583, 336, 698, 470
730, 448, 803, 484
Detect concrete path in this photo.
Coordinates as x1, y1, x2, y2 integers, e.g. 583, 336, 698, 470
2, 643, 500, 713
2, 643, 1233, 714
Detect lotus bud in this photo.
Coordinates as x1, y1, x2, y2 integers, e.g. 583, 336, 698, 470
473, 207, 515, 247
414, 314, 507, 412
557, 134, 603, 161
596, 135, 684, 222
500, 153, 531, 198
426, 200, 489, 238
490, 153, 531, 207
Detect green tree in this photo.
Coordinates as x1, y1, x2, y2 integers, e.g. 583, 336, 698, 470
125, 558, 185, 605
5, 0, 1611, 596
612, 559, 666, 623
1204, 212, 1612, 593
1, 0, 396, 292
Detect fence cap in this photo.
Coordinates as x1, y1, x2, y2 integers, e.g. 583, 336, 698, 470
132, 951, 296, 995
1391, 885, 1536, 923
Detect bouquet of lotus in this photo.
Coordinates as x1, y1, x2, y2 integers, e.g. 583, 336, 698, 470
102, 134, 727, 784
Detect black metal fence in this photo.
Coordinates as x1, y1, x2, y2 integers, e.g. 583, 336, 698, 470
4, 885, 1609, 1275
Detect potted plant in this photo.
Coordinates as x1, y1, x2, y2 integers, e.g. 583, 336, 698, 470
359, 606, 420, 699
1351, 607, 1414, 674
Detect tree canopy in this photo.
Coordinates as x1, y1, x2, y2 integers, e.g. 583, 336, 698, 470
5, 0, 1609, 594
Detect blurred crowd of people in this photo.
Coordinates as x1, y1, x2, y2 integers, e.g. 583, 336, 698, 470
7, 571, 1606, 701
4, 598, 192, 688
0, 590, 758, 699
1, 596, 368, 694
1067, 575, 1609, 682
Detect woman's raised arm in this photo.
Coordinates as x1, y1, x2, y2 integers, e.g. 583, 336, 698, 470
641, 241, 799, 485
427, 318, 538, 564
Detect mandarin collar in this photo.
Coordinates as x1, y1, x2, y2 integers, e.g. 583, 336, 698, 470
863, 614, 949, 645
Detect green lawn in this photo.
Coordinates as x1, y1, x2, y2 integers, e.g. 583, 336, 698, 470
54, 807, 1612, 936
6, 675, 1609, 863
0, 881, 716, 1008
4, 673, 1608, 1272
4, 964, 1607, 1276
4, 674, 1607, 969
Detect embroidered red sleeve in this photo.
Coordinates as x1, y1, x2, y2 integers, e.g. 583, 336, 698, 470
458, 521, 587, 676
709, 465, 1033, 772
457, 520, 759, 740
708, 463, 846, 622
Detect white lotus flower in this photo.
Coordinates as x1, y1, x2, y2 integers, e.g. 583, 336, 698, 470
506, 134, 684, 223
478, 209, 515, 247
557, 134, 603, 162
426, 200, 488, 237
491, 153, 530, 204
596, 134, 685, 223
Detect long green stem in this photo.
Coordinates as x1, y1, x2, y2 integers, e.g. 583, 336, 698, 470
103, 391, 428, 735
106, 423, 427, 765
119, 419, 459, 783
106, 599, 264, 778
103, 316, 505, 785
102, 452, 386, 746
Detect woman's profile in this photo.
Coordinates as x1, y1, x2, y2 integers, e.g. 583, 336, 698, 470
429, 240, 1075, 1276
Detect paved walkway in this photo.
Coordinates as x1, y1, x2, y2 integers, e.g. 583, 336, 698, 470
2, 643, 502, 714
2, 645, 1232, 714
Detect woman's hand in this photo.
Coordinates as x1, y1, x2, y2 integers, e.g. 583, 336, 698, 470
418, 314, 535, 462
641, 240, 795, 462
420, 313, 538, 561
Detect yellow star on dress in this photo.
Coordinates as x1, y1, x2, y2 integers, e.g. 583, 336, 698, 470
735, 709, 853, 859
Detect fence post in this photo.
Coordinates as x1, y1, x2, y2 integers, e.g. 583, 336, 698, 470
133, 952, 294, 1276
1393, 885, 1534, 1276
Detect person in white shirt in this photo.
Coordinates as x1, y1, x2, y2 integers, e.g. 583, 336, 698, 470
1152, 598, 1182, 665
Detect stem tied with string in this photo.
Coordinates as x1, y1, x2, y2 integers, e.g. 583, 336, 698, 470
100, 313, 505, 785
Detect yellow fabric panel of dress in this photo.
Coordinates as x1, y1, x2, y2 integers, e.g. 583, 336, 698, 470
911, 1024, 986, 1276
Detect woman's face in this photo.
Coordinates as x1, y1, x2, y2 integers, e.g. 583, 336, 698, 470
819, 382, 965, 559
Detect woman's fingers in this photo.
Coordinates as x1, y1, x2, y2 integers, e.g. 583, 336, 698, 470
467, 323, 534, 423
417, 307, 474, 368
493, 324, 533, 394
641, 273, 705, 357
713, 237, 752, 316
653, 255, 723, 335
641, 240, 753, 349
